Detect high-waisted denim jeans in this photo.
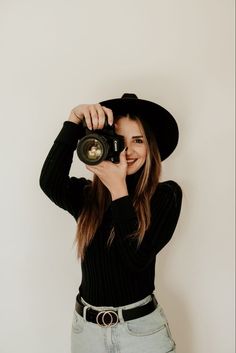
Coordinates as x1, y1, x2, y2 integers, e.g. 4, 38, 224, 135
71, 293, 176, 353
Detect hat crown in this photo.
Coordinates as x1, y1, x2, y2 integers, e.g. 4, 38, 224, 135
121, 93, 138, 99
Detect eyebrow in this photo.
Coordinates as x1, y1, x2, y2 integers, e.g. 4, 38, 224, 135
132, 135, 143, 138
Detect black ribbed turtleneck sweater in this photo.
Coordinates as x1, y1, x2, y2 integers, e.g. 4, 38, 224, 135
39, 121, 183, 307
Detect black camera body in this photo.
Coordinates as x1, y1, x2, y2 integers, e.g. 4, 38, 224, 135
76, 117, 125, 165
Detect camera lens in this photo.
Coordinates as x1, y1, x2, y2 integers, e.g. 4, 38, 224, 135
84, 139, 103, 160
77, 134, 109, 165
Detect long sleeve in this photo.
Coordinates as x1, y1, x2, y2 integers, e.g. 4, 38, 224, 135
39, 121, 91, 221
111, 180, 183, 272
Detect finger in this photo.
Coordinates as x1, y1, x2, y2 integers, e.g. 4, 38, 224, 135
95, 104, 106, 129
101, 106, 114, 126
119, 147, 128, 164
83, 108, 93, 130
89, 105, 99, 130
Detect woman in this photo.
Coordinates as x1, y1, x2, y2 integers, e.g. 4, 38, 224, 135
39, 93, 183, 353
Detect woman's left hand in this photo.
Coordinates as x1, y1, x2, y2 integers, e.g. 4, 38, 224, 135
85, 148, 128, 195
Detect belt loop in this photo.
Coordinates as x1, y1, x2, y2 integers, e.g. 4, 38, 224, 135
118, 307, 125, 323
83, 305, 89, 321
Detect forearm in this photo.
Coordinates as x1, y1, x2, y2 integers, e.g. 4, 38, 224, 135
40, 122, 79, 189
39, 142, 73, 191
39, 121, 90, 217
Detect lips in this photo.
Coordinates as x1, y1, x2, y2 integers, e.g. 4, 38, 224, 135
126, 159, 137, 165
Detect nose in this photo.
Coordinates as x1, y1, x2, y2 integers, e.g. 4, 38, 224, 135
124, 144, 134, 156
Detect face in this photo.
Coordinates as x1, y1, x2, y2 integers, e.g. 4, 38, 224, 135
115, 117, 147, 175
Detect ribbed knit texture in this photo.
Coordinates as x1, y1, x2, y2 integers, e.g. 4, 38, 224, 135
39, 121, 183, 306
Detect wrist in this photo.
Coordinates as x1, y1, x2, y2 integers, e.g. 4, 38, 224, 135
68, 111, 82, 125
111, 184, 128, 201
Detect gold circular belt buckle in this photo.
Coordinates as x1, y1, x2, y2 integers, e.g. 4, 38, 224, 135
96, 310, 119, 327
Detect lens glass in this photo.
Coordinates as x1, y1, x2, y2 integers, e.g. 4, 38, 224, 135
83, 138, 103, 161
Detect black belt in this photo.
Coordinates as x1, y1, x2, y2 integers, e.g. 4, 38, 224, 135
75, 293, 158, 327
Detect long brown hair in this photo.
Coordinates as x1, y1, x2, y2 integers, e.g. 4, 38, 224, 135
73, 113, 162, 261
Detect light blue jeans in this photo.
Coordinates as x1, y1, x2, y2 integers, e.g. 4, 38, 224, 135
71, 293, 176, 353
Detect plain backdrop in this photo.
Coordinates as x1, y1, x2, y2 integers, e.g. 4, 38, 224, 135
0, 1, 234, 352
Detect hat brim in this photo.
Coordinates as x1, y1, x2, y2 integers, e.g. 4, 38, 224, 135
99, 97, 179, 161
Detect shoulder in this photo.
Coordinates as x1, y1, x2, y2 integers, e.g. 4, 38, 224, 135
160, 180, 182, 194
154, 180, 183, 206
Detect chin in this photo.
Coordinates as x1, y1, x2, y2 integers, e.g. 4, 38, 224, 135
126, 164, 143, 175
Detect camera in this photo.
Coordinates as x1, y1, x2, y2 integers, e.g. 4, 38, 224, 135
76, 116, 125, 165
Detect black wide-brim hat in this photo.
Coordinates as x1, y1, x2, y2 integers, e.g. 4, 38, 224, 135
99, 93, 179, 161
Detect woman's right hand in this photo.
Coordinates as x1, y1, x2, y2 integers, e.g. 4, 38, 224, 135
68, 104, 114, 130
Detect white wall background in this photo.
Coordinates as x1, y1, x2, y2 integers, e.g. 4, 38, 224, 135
0, 0, 234, 352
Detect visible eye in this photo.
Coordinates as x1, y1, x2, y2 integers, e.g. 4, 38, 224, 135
135, 139, 143, 144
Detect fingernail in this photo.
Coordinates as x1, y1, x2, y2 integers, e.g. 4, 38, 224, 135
124, 147, 128, 151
